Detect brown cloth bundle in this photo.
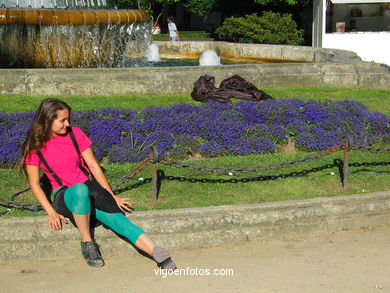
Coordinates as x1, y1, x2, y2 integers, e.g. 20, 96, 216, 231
191, 74, 273, 103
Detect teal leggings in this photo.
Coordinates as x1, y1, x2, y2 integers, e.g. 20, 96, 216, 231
56, 183, 145, 244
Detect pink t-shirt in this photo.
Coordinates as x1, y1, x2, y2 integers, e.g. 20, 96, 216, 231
25, 127, 92, 190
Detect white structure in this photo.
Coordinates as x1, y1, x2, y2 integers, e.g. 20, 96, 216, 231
313, 0, 390, 65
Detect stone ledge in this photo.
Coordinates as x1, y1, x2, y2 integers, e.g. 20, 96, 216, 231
1, 191, 390, 260
1, 61, 389, 96
155, 41, 362, 64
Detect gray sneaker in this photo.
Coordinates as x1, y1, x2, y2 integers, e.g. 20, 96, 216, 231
81, 241, 105, 267
153, 246, 176, 270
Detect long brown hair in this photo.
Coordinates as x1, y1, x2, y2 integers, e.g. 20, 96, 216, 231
18, 98, 71, 174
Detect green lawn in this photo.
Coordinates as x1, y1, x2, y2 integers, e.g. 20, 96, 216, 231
0, 94, 197, 113
152, 31, 212, 41
1, 87, 389, 116
1, 150, 389, 217
0, 87, 389, 217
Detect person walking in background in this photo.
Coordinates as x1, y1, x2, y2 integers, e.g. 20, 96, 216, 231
18, 98, 176, 270
152, 23, 161, 34
167, 16, 180, 41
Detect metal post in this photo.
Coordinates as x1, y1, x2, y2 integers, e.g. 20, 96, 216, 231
312, 0, 324, 48
149, 147, 159, 201
342, 139, 351, 189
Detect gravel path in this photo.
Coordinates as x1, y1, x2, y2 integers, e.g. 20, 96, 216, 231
1, 224, 389, 293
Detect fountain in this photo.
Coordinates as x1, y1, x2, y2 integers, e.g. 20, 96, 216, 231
199, 50, 221, 66
0, 1, 389, 94
0, 1, 150, 68
145, 43, 160, 62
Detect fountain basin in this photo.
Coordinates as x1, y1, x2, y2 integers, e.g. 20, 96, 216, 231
154, 41, 362, 64
0, 9, 149, 25
1, 41, 390, 95
0, 9, 150, 68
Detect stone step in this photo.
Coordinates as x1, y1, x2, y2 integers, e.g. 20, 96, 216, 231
1, 191, 390, 260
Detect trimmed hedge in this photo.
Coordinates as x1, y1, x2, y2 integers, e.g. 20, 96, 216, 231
216, 11, 304, 45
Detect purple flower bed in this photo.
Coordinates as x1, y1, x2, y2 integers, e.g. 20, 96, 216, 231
1, 99, 389, 167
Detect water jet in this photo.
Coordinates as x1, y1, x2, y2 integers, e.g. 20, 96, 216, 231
199, 50, 221, 66
145, 43, 160, 62
0, 1, 150, 68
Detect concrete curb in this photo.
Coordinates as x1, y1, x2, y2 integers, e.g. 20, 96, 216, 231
1, 191, 390, 260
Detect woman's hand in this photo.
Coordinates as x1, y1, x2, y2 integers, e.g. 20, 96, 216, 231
48, 211, 68, 230
26, 164, 68, 230
113, 195, 133, 213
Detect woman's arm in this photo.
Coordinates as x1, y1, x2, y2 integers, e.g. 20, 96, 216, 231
25, 164, 68, 230
81, 148, 133, 213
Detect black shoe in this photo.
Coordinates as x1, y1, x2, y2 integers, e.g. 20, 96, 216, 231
81, 240, 105, 267
152, 246, 176, 270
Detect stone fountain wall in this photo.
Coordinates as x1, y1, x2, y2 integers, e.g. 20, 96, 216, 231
155, 41, 363, 64
1, 41, 390, 95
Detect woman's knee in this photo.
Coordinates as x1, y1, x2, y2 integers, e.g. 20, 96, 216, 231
66, 183, 89, 200
64, 183, 91, 214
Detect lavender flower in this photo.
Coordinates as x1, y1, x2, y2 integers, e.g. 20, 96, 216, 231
1, 99, 388, 166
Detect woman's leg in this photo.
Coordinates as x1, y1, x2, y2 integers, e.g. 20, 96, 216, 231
95, 209, 148, 248
72, 214, 92, 242
134, 234, 156, 256
64, 183, 92, 241
95, 209, 176, 269
63, 184, 104, 267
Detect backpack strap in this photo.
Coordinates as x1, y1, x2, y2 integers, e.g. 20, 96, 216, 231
36, 151, 63, 187
37, 127, 91, 189
68, 127, 91, 179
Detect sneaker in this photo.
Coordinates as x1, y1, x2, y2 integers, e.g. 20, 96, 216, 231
152, 246, 176, 270
81, 240, 105, 267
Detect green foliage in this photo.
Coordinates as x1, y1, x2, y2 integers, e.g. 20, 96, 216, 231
112, 0, 179, 9
152, 31, 211, 41
2, 88, 389, 116
110, 0, 142, 9
111, 0, 180, 26
253, 0, 310, 5
112, 0, 208, 14
183, 0, 218, 16
216, 11, 304, 45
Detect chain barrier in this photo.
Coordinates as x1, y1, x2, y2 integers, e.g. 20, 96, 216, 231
110, 157, 151, 188
158, 161, 339, 184
0, 208, 12, 215
11, 187, 30, 201
159, 145, 343, 174
113, 177, 152, 194
351, 145, 390, 153
0, 198, 43, 212
1, 143, 388, 214
351, 168, 390, 174
1, 158, 153, 214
